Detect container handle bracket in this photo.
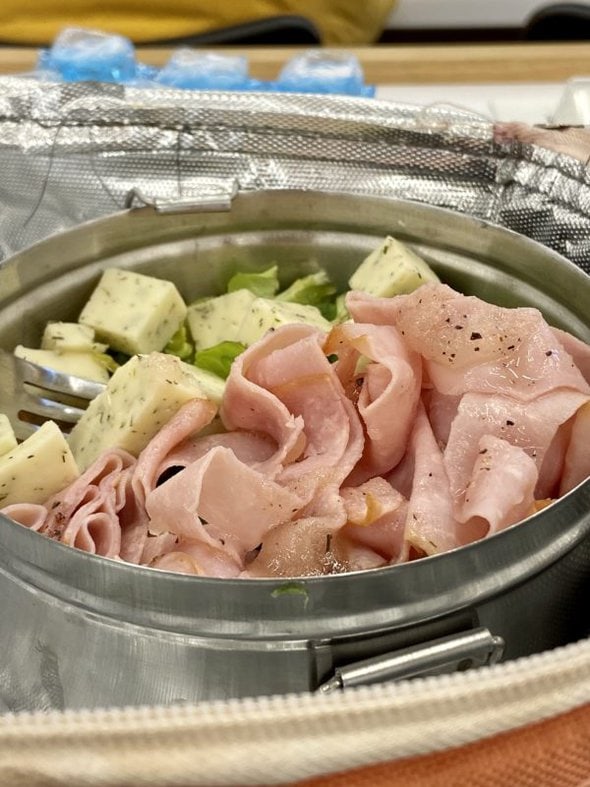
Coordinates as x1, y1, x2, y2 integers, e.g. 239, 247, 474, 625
124, 180, 239, 213
318, 626, 505, 694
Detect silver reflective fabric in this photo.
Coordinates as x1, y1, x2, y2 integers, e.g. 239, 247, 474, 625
0, 76, 588, 271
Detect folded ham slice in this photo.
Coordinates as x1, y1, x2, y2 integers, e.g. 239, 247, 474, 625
444, 390, 589, 508
347, 286, 590, 401
133, 397, 217, 505
335, 476, 408, 566
4, 449, 149, 562
145, 445, 304, 557
460, 434, 538, 535
221, 324, 310, 477
402, 402, 461, 555
560, 402, 590, 495
0, 503, 48, 532
151, 539, 242, 577
325, 323, 421, 485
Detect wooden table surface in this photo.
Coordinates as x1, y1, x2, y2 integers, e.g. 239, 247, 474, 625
0, 42, 589, 84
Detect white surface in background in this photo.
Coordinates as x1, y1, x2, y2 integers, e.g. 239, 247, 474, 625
553, 78, 590, 124
375, 82, 567, 123
386, 0, 564, 29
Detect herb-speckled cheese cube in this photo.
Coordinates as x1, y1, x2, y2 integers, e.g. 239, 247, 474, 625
14, 346, 110, 384
68, 352, 212, 470
78, 268, 187, 355
183, 366, 225, 404
42, 322, 107, 353
238, 298, 331, 346
187, 289, 257, 350
0, 421, 79, 506
349, 236, 439, 297
0, 414, 17, 457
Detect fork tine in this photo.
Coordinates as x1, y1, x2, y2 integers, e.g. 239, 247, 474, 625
9, 419, 38, 442
0, 349, 103, 440
18, 389, 87, 425
16, 357, 106, 400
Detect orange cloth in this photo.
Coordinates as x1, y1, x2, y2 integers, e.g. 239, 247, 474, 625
0, 0, 396, 45
295, 701, 590, 787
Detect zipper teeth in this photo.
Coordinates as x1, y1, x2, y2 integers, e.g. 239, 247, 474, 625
1, 635, 589, 735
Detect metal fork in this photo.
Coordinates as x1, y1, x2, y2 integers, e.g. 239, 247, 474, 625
0, 350, 106, 441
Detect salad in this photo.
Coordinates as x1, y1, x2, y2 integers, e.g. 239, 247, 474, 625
1, 235, 589, 578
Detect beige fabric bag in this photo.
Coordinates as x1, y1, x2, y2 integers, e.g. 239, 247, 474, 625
0, 634, 588, 786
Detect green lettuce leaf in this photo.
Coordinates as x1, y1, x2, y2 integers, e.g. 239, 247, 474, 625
194, 341, 247, 379
164, 324, 194, 361
227, 266, 280, 298
276, 270, 337, 319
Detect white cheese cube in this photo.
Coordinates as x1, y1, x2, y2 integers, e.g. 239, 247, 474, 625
238, 298, 331, 346
349, 236, 439, 297
0, 415, 17, 457
14, 346, 110, 384
187, 289, 257, 350
0, 421, 79, 506
183, 366, 225, 404
78, 268, 187, 355
68, 352, 213, 470
41, 322, 107, 353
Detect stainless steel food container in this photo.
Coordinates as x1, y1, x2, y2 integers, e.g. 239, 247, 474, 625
0, 188, 588, 713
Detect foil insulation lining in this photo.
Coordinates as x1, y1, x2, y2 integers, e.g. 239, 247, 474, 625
0, 76, 588, 272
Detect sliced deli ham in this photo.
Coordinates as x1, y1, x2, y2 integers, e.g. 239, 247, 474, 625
133, 397, 217, 504
7, 449, 150, 562
460, 434, 538, 535
325, 322, 421, 484
560, 402, 590, 495
0, 503, 48, 532
347, 285, 590, 401
444, 390, 590, 508
402, 402, 460, 555
145, 445, 304, 556
220, 324, 310, 477
2, 279, 589, 580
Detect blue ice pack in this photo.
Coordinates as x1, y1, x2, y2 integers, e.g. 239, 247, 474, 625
35, 27, 375, 98
39, 28, 137, 83
275, 51, 375, 97
156, 49, 249, 90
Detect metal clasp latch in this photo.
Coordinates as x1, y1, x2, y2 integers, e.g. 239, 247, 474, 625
318, 627, 505, 694
124, 179, 239, 213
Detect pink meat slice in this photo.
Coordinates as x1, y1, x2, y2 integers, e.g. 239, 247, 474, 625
552, 327, 590, 384
0, 503, 48, 531
221, 324, 311, 477
133, 397, 217, 505
336, 477, 408, 563
151, 539, 242, 577
145, 446, 304, 562
536, 421, 574, 501
240, 327, 366, 546
423, 389, 461, 448
247, 512, 347, 578
444, 390, 589, 508
140, 532, 179, 566
60, 486, 122, 557
163, 430, 276, 473
325, 323, 421, 484
461, 434, 538, 535
250, 329, 364, 486
347, 285, 590, 401
39, 448, 148, 561
560, 402, 590, 495
402, 402, 460, 555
